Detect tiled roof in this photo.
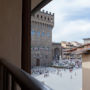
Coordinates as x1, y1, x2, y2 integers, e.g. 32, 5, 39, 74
66, 43, 90, 54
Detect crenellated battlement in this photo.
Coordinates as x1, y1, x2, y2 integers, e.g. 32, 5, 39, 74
31, 10, 54, 26
41, 10, 54, 16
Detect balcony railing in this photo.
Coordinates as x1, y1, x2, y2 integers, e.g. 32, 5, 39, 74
0, 58, 47, 90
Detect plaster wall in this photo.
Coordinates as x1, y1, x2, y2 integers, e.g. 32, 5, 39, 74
82, 53, 90, 90
0, 0, 22, 68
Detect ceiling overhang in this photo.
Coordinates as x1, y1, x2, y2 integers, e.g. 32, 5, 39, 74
31, 0, 52, 14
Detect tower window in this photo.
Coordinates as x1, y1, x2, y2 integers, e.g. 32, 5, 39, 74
51, 18, 53, 22
37, 32, 40, 37
44, 17, 46, 20
41, 32, 45, 36
31, 30, 35, 36
48, 18, 49, 21
47, 32, 50, 37
41, 16, 43, 19
37, 14, 39, 18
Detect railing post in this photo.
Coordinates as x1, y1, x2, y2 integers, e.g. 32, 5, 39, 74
0, 64, 4, 90
0, 59, 46, 90
11, 77, 17, 90
3, 67, 10, 90
6, 72, 11, 90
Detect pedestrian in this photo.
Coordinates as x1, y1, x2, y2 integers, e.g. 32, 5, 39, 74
69, 69, 72, 72
75, 72, 76, 76
57, 70, 59, 75
60, 72, 62, 77
70, 75, 72, 79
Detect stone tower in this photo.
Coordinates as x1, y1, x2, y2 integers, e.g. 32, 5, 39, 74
31, 10, 54, 66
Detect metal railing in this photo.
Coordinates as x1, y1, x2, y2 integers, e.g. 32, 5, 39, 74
0, 58, 46, 90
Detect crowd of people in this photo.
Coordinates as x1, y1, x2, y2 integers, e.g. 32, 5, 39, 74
32, 66, 79, 79
31, 59, 82, 80
52, 59, 82, 69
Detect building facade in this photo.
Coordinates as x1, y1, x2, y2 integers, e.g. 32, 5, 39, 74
61, 41, 82, 60
83, 38, 90, 44
52, 43, 62, 60
31, 10, 54, 66
52, 41, 82, 61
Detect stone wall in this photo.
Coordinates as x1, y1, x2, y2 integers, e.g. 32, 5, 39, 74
31, 10, 54, 66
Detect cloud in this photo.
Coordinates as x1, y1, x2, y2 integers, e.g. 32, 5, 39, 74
43, 0, 90, 11
42, 0, 90, 43
53, 20, 90, 42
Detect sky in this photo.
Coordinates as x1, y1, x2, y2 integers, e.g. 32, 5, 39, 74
42, 0, 90, 43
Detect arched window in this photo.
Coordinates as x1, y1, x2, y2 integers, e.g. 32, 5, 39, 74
51, 18, 53, 22
41, 32, 45, 37
48, 25, 50, 29
47, 32, 50, 37
31, 30, 35, 36
41, 15, 43, 19
48, 17, 49, 21
44, 16, 46, 20
37, 31, 40, 37
37, 14, 39, 18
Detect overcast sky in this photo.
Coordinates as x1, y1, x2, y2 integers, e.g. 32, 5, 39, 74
42, 0, 90, 43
